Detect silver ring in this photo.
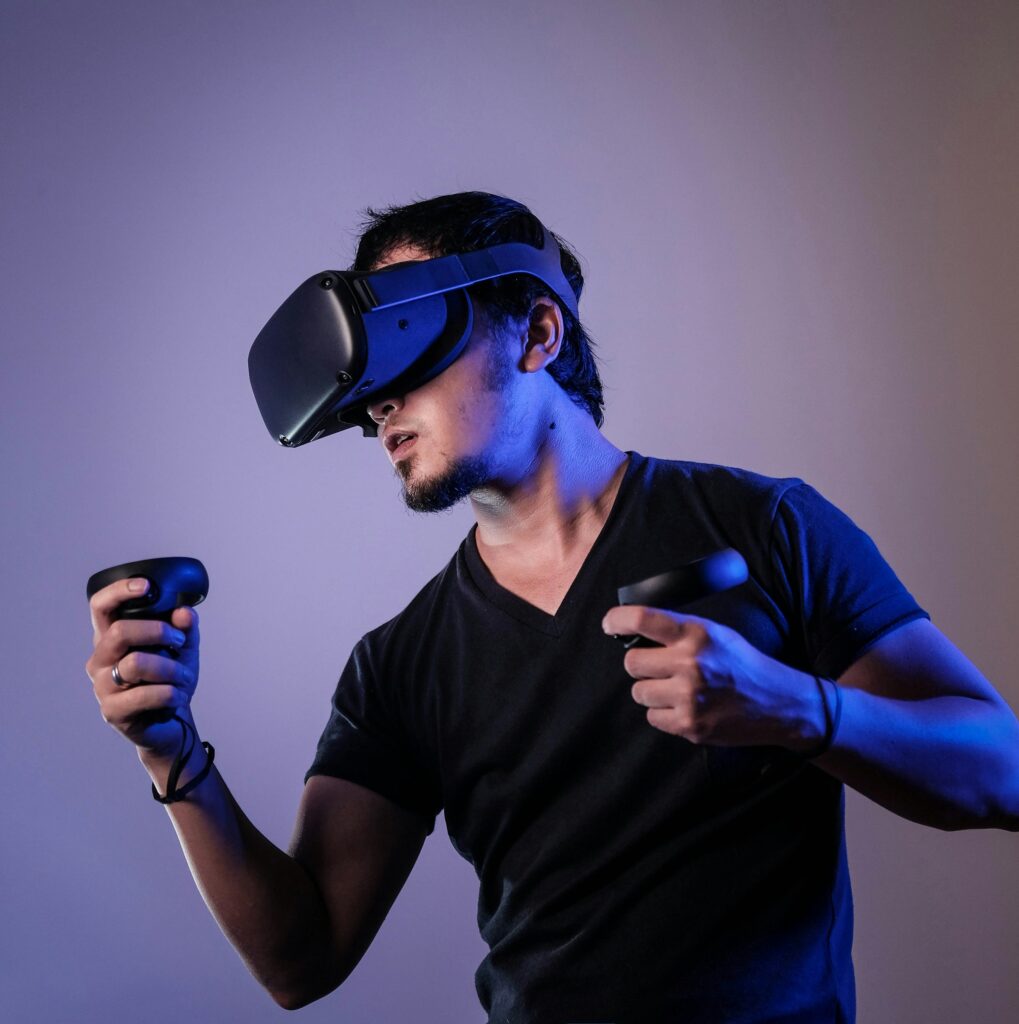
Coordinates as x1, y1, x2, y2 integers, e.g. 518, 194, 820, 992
111, 661, 127, 686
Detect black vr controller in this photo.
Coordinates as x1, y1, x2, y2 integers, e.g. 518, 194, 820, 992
87, 556, 208, 728
86, 556, 209, 663
87, 556, 209, 621
614, 548, 748, 648
87, 557, 213, 801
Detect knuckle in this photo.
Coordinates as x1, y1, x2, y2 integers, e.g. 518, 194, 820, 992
88, 587, 112, 615
148, 652, 171, 680
649, 708, 678, 735
109, 619, 129, 648
686, 622, 706, 647
131, 620, 153, 643
680, 689, 700, 716
685, 709, 707, 739
124, 686, 151, 714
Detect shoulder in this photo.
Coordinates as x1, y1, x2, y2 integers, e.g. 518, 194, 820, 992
634, 451, 807, 526
630, 452, 884, 587
638, 451, 802, 495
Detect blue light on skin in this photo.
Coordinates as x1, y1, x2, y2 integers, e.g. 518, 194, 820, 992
365, 243, 631, 588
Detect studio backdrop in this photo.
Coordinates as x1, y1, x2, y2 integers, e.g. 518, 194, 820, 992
1, 2, 1016, 1022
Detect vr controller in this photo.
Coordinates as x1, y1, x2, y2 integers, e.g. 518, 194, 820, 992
614, 548, 748, 648
87, 556, 209, 619
88, 558, 213, 796
86, 556, 209, 661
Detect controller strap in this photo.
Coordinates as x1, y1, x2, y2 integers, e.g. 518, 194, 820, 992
804, 676, 844, 759
151, 714, 216, 804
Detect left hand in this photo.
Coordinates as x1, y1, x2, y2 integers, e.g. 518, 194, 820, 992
602, 605, 820, 749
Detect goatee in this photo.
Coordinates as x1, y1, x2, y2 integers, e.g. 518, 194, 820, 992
397, 453, 493, 513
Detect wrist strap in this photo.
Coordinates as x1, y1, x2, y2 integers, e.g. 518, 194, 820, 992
804, 675, 843, 759
151, 714, 216, 804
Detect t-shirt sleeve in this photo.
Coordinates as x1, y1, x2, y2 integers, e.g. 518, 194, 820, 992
305, 636, 441, 834
768, 481, 930, 680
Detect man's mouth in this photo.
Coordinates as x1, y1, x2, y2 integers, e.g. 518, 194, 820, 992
385, 431, 418, 458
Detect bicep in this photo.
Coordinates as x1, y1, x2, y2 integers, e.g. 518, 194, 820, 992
838, 618, 1008, 708
289, 775, 428, 985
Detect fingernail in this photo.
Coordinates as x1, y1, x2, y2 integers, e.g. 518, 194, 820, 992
127, 578, 148, 594
171, 630, 186, 646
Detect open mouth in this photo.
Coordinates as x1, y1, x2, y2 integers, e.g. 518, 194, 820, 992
386, 432, 418, 458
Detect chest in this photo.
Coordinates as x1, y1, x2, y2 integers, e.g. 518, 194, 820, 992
483, 568, 581, 617
478, 552, 593, 617
412, 584, 796, 891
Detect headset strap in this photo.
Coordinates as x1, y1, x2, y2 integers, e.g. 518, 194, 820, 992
356, 227, 579, 319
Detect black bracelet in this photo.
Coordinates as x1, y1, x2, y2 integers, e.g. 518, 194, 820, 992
803, 675, 843, 759
151, 713, 216, 804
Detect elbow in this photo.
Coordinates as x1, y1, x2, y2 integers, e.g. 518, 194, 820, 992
271, 990, 323, 1013
264, 955, 354, 1011
934, 807, 1019, 832
938, 772, 1019, 832
268, 976, 341, 1012
983, 743, 1019, 831
943, 722, 1019, 831
985, 712, 1019, 830
986, 785, 1019, 832
994, 813, 1019, 833
960, 804, 1019, 833
271, 989, 314, 1012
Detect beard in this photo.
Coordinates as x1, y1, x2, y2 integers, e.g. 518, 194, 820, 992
396, 451, 494, 513
395, 327, 515, 514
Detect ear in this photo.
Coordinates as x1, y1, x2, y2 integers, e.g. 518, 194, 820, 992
521, 298, 565, 373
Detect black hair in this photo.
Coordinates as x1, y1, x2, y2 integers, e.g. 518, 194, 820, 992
352, 191, 605, 427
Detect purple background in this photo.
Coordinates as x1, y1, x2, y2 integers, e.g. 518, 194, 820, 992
3, 1, 1017, 1020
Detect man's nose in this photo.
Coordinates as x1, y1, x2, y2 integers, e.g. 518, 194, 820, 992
367, 395, 403, 424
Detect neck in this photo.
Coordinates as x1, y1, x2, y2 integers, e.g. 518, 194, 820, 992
470, 403, 628, 570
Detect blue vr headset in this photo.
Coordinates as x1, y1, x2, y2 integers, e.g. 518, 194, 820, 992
248, 225, 578, 446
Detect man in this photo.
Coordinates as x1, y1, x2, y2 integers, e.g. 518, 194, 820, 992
87, 192, 1019, 1022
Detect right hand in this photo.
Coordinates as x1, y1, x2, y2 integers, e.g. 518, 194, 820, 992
86, 577, 201, 757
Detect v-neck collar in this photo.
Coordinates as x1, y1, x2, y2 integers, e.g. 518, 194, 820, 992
463, 451, 644, 636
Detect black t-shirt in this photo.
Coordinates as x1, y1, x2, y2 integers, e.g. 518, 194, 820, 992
307, 452, 929, 1023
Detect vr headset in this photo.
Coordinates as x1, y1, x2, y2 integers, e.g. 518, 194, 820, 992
248, 225, 578, 446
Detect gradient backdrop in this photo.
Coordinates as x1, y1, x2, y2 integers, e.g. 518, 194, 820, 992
2, 1, 1017, 1021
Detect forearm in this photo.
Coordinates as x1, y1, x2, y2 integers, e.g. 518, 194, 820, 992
139, 731, 341, 1008
811, 685, 1019, 831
